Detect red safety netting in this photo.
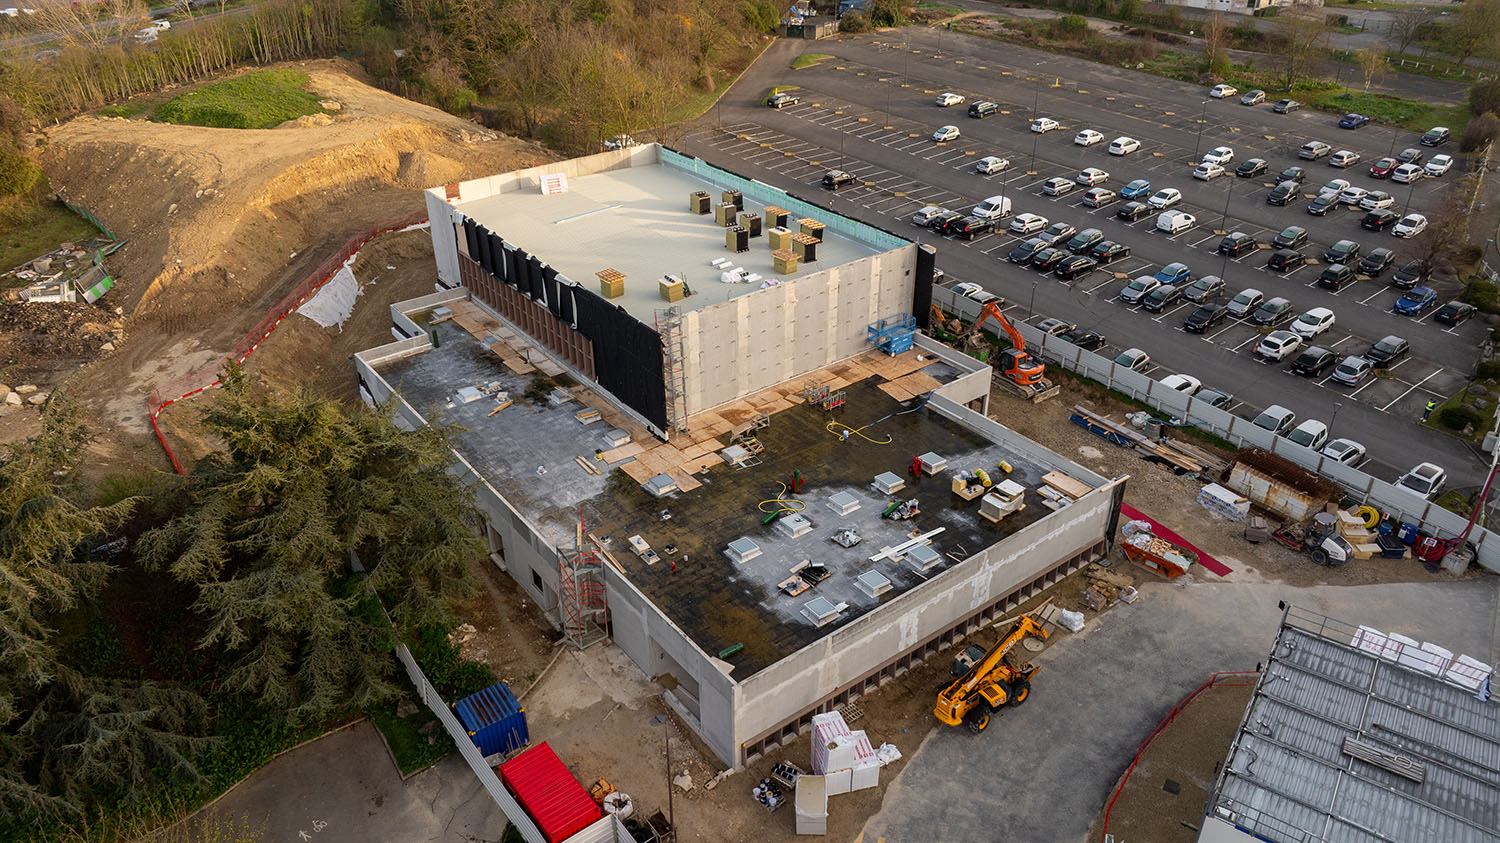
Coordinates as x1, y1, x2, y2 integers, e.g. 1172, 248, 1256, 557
145, 212, 428, 473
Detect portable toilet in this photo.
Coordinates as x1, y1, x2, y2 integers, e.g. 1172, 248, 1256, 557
453, 680, 528, 758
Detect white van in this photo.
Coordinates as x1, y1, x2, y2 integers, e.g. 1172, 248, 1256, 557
132, 27, 158, 42
971, 195, 1012, 220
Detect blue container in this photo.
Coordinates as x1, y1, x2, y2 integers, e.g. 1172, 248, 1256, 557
1397, 522, 1419, 545
453, 680, 528, 757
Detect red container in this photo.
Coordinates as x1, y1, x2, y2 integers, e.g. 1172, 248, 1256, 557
498, 742, 601, 843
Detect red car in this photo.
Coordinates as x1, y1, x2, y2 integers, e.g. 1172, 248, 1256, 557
1369, 157, 1398, 179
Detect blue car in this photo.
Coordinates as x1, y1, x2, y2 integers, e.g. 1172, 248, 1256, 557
1394, 285, 1438, 316
1339, 112, 1370, 129
1154, 262, 1193, 285
1121, 178, 1151, 200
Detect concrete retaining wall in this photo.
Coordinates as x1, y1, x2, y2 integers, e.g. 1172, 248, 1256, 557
1227, 464, 1321, 522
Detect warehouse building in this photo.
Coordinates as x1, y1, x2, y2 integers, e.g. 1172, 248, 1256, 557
355, 145, 1127, 767
1199, 604, 1500, 843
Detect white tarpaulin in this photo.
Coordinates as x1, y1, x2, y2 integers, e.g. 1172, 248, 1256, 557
298, 259, 362, 331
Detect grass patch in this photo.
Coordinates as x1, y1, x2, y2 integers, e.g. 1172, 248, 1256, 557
154, 69, 324, 129
368, 699, 455, 775
0, 183, 103, 281
1298, 88, 1468, 133
1423, 381, 1497, 441
96, 102, 149, 119
791, 53, 835, 70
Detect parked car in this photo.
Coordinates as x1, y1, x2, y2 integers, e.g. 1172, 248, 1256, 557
1397, 463, 1447, 499
1330, 356, 1374, 387
1369, 157, 1399, 178
1147, 188, 1182, 209
1109, 136, 1141, 155
766, 91, 800, 108
1031, 117, 1060, 133
1041, 221, 1077, 245
927, 210, 965, 231
1286, 420, 1329, 450
1420, 126, 1451, 146
1365, 335, 1410, 367
1240, 89, 1266, 106
1193, 162, 1226, 181
1114, 348, 1151, 371
1359, 191, 1395, 211
1156, 210, 1197, 234
1317, 263, 1356, 291
1290, 306, 1336, 339
1202, 146, 1234, 165
1037, 317, 1076, 336
1154, 262, 1193, 285
1218, 231, 1258, 257
1159, 374, 1203, 394
1252, 297, 1295, 326
1196, 387, 1233, 408
1142, 283, 1185, 312
1361, 209, 1398, 232
1077, 167, 1110, 186
1267, 181, 1301, 206
1435, 301, 1476, 326
1323, 240, 1361, 264
932, 125, 961, 142
1119, 276, 1160, 305
1273, 226, 1309, 249
1007, 237, 1048, 264
1391, 163, 1424, 183
1279, 165, 1307, 184
1061, 329, 1107, 350
1226, 288, 1264, 318
1030, 247, 1068, 271
1184, 302, 1230, 333
1089, 240, 1132, 263
1010, 213, 1049, 234
1305, 193, 1338, 216
1075, 129, 1105, 146
1425, 154, 1453, 177
1319, 178, 1352, 198
1267, 249, 1306, 272
1397, 147, 1425, 165
1273, 99, 1302, 114
975, 156, 1010, 175
1256, 329, 1304, 361
1393, 213, 1428, 238
1336, 186, 1369, 206
936, 92, 966, 107
1082, 187, 1118, 208
1299, 140, 1332, 160
1289, 348, 1337, 379
1236, 158, 1268, 178
1183, 275, 1225, 303
1210, 84, 1238, 98
1357, 248, 1394, 276
1338, 112, 1370, 129
952, 281, 985, 299
1054, 255, 1099, 280
912, 205, 947, 226
1393, 285, 1438, 316
972, 195, 1013, 220
1066, 228, 1104, 253
1252, 405, 1297, 436
945, 215, 994, 240
1043, 177, 1077, 196
1392, 261, 1428, 289
1117, 201, 1152, 222
1321, 438, 1367, 465
1121, 178, 1152, 199
822, 170, 856, 189
1330, 149, 1361, 168
968, 101, 1000, 118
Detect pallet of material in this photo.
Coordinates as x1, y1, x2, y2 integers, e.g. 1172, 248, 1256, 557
1068, 406, 1203, 474
1042, 471, 1092, 500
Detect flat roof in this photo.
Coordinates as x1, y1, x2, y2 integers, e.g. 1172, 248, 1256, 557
452, 161, 885, 324
376, 317, 1102, 679
1209, 609, 1500, 842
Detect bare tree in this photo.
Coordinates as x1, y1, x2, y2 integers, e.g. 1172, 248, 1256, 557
1354, 46, 1387, 91
1388, 6, 1434, 55
1453, 0, 1500, 68
1274, 10, 1332, 92
1407, 172, 1481, 275
1203, 13, 1231, 76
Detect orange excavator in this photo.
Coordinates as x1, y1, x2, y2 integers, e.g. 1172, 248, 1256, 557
960, 300, 1059, 401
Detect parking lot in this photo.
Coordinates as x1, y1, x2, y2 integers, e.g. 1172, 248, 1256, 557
680, 29, 1490, 486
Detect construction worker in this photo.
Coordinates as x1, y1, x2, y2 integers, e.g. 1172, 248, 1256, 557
1423, 400, 1436, 422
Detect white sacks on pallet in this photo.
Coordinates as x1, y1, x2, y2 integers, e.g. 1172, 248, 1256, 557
1197, 483, 1249, 522
809, 711, 880, 793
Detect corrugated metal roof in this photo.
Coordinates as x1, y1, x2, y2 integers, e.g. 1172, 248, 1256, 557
1206, 612, 1500, 843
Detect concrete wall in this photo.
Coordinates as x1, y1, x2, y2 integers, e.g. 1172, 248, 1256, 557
914, 333, 992, 411
390, 287, 468, 339
731, 475, 1120, 751
680, 245, 917, 414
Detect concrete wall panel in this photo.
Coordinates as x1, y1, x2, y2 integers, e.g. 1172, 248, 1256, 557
426, 190, 461, 287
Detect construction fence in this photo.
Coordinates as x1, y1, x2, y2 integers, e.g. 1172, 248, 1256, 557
931, 287, 1500, 574
145, 212, 429, 473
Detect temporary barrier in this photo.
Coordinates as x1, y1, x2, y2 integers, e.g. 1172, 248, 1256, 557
499, 742, 602, 843
145, 213, 428, 473
453, 680, 528, 758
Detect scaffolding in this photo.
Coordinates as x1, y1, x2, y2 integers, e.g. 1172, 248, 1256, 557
559, 519, 610, 650
657, 306, 691, 434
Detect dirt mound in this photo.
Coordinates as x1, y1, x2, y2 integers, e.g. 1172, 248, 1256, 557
0, 301, 123, 381
396, 149, 467, 190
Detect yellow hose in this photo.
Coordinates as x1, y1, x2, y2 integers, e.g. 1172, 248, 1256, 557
758, 482, 807, 513
1356, 505, 1380, 529
826, 420, 893, 444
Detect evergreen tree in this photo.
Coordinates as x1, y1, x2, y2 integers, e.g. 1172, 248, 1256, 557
137, 366, 481, 723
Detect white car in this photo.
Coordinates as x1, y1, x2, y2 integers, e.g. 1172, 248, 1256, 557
1042, 177, 1076, 196
1109, 136, 1140, 156
1393, 214, 1428, 238
1255, 330, 1304, 361
1425, 154, 1453, 177
1156, 210, 1197, 234
1114, 348, 1151, 371
1159, 373, 1202, 395
1286, 420, 1329, 451
1398, 462, 1447, 499
1010, 213, 1049, 234
1320, 437, 1367, 466
1329, 150, 1361, 168
1319, 178, 1351, 198
1391, 164, 1424, 183
952, 282, 985, 299
912, 205, 946, 226
132, 27, 158, 42
1337, 186, 1369, 206
932, 125, 961, 142
1290, 306, 1335, 339
1202, 146, 1234, 165
976, 156, 1010, 175
1075, 129, 1104, 147
1031, 117, 1060, 133
1359, 191, 1394, 211
972, 195, 1012, 220
1209, 84, 1238, 98
936, 92, 966, 107
1077, 167, 1109, 186
150, 18, 171, 29
1193, 162, 1226, 181
1147, 188, 1182, 209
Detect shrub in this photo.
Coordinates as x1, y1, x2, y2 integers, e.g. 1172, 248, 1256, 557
1491, 324, 1500, 344
1437, 405, 1484, 431
0, 138, 38, 196
1117, 0, 1140, 19
408, 625, 495, 699
1054, 14, 1089, 39
839, 11, 872, 32
1461, 112, 1500, 152
1467, 279, 1500, 313
1470, 77, 1500, 118
1476, 360, 1500, 380
869, 0, 905, 26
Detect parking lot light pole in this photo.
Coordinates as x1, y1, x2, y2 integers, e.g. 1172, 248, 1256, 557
1193, 99, 1210, 161
1330, 401, 1343, 440
1029, 279, 1040, 317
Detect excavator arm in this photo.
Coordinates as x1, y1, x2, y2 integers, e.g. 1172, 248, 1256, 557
934, 616, 1048, 728
973, 301, 1028, 358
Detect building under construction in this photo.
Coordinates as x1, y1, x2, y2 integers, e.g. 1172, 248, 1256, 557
354, 144, 1127, 767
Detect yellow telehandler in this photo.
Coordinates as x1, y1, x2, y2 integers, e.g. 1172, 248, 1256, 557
933, 615, 1047, 733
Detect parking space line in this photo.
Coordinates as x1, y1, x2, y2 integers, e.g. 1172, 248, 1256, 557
1380, 368, 1443, 411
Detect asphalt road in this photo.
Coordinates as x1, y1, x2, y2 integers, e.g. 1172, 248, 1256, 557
681, 30, 1492, 489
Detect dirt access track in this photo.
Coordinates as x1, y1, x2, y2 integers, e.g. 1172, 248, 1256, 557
30, 59, 548, 447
